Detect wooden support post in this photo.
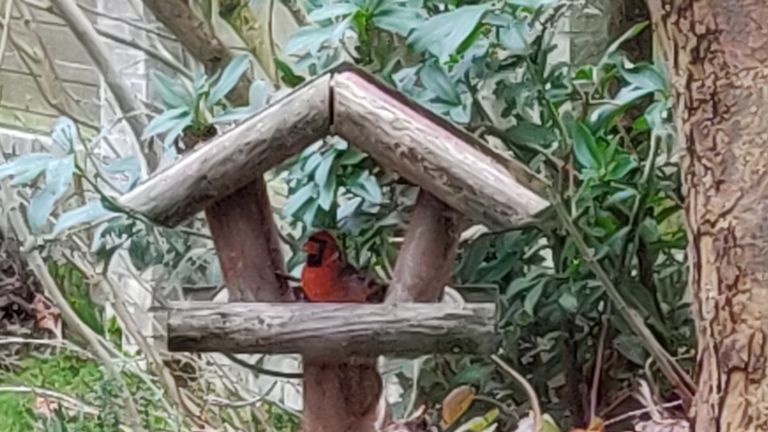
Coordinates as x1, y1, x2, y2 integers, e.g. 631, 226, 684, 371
387, 192, 461, 303
301, 190, 462, 431
205, 179, 290, 301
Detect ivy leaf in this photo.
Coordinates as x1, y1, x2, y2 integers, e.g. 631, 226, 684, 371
27, 156, 75, 233
208, 54, 250, 105
53, 200, 114, 236
408, 4, 489, 61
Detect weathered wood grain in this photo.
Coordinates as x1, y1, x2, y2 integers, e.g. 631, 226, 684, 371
387, 191, 461, 303
331, 70, 549, 229
163, 302, 498, 356
118, 74, 331, 226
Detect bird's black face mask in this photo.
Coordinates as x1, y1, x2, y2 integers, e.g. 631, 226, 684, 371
306, 238, 327, 267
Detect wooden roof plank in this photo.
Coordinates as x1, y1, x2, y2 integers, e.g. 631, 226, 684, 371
120, 64, 550, 228
118, 73, 332, 226
332, 69, 549, 228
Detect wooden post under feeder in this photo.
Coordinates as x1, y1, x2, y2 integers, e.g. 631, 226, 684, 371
121, 64, 550, 432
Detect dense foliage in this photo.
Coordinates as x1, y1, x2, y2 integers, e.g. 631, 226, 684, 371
0, 0, 694, 430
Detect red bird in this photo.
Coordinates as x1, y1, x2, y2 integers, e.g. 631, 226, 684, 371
300, 230, 385, 303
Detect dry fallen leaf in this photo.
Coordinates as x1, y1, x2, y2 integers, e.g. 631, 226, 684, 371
569, 417, 605, 432
33, 395, 59, 417
31, 294, 61, 338
441, 385, 476, 428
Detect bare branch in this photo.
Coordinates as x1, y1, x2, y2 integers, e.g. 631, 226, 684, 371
49, 0, 160, 172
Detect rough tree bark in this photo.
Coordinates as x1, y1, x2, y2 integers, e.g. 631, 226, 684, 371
648, 1, 768, 430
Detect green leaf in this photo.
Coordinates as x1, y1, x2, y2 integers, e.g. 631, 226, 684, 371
151, 71, 192, 107
248, 80, 271, 109
372, 5, 423, 36
419, 62, 461, 105
599, 21, 649, 66
505, 121, 557, 146
570, 122, 601, 169
605, 188, 637, 207
309, 3, 359, 21
558, 292, 578, 313
607, 154, 637, 180
620, 64, 666, 92
507, 0, 559, 7
143, 107, 191, 138
314, 153, 336, 187
275, 58, 306, 87
27, 156, 75, 233
498, 21, 529, 54
318, 172, 337, 211
524, 280, 544, 315
613, 334, 648, 366
162, 112, 194, 150
53, 200, 114, 235
349, 171, 382, 203
284, 183, 317, 217
51, 117, 79, 152
208, 54, 250, 105
587, 86, 654, 131
0, 153, 56, 182
408, 4, 489, 61
213, 106, 258, 124
338, 149, 367, 166
284, 26, 334, 56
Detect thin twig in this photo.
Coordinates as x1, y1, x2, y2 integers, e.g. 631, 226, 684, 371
589, 309, 609, 420
551, 196, 696, 402
490, 354, 541, 432
603, 400, 683, 426
224, 353, 303, 379
0, 385, 99, 415
0, 0, 14, 65
0, 336, 95, 359
93, 25, 192, 79
0, 166, 147, 431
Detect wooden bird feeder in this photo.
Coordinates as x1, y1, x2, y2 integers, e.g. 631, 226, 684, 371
121, 63, 550, 431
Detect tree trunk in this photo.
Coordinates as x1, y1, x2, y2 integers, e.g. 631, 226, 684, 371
648, 1, 768, 430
